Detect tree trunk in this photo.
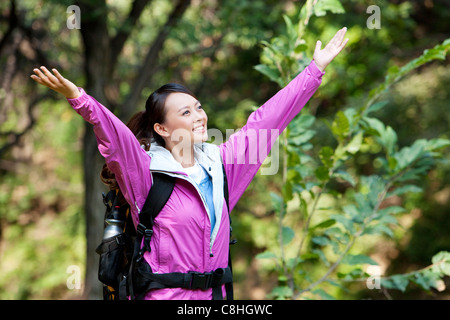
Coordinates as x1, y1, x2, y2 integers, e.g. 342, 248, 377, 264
76, 0, 190, 299
78, 0, 111, 299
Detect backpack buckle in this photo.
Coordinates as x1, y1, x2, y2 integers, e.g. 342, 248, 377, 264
189, 271, 213, 290
136, 223, 146, 236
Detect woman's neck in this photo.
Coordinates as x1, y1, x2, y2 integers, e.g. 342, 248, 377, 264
166, 143, 195, 168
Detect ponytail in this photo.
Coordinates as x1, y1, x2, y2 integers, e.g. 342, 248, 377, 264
126, 111, 153, 151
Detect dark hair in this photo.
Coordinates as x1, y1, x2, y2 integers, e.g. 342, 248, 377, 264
101, 83, 196, 192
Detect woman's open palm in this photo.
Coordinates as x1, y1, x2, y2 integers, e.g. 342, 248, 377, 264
313, 27, 349, 72
31, 66, 80, 99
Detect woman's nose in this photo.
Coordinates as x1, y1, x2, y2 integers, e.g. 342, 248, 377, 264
194, 109, 205, 122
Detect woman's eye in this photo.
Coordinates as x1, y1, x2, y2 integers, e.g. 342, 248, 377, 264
183, 110, 190, 116
197, 105, 203, 110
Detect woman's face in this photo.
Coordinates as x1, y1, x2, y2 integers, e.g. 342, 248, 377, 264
155, 92, 208, 147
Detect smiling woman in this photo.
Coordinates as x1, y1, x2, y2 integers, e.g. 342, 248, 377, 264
29, 27, 348, 300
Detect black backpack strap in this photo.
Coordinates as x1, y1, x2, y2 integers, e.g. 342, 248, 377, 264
140, 172, 176, 228
128, 172, 176, 300
135, 172, 176, 262
221, 162, 235, 300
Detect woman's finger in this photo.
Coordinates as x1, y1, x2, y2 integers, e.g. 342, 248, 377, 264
32, 68, 53, 87
334, 28, 347, 45
30, 74, 44, 85
339, 38, 349, 51
52, 68, 65, 82
338, 27, 347, 45
330, 28, 345, 48
40, 66, 59, 85
314, 40, 322, 53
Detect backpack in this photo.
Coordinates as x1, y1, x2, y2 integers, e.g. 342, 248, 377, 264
95, 164, 235, 300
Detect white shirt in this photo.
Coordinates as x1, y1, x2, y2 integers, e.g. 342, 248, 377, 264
183, 160, 207, 186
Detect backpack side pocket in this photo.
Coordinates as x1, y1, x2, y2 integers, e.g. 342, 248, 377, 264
96, 233, 130, 288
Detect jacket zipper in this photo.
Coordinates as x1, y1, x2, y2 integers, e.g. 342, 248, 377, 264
151, 170, 215, 257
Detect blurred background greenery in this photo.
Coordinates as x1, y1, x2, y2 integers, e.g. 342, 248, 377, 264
0, 0, 448, 299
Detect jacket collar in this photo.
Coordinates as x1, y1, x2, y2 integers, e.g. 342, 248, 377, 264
146, 141, 225, 245
147, 142, 219, 174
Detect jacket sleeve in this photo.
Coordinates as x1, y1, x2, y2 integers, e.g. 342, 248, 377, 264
67, 88, 151, 224
219, 60, 325, 212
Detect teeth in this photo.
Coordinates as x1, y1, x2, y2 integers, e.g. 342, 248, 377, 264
193, 125, 204, 132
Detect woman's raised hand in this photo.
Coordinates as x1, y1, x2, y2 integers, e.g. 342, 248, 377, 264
313, 27, 349, 72
31, 66, 80, 99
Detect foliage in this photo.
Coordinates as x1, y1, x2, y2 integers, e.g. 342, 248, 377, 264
0, 0, 449, 300
254, 0, 450, 299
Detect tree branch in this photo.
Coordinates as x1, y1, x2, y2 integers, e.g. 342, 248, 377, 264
0, 0, 18, 55
109, 0, 153, 69
0, 91, 54, 158
121, 0, 191, 120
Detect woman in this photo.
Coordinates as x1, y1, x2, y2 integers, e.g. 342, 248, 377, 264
31, 27, 348, 300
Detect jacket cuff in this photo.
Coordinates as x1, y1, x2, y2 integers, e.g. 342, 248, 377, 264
309, 60, 326, 79
66, 88, 88, 107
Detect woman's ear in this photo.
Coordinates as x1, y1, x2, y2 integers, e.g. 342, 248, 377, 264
154, 123, 170, 138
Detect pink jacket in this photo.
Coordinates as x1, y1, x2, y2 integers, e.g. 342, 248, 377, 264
68, 61, 324, 300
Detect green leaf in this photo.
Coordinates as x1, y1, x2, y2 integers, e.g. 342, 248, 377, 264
393, 139, 427, 170
331, 111, 350, 141
270, 192, 283, 212
310, 219, 336, 231
294, 42, 308, 53
365, 100, 389, 116
431, 251, 450, 276
256, 251, 278, 260
342, 254, 378, 266
314, 166, 330, 181
282, 14, 297, 46
282, 181, 293, 202
425, 138, 450, 152
300, 252, 320, 261
362, 224, 394, 238
333, 170, 356, 187
379, 126, 398, 155
363, 116, 385, 137
337, 268, 366, 280
387, 184, 423, 197
331, 214, 354, 233
296, 113, 316, 129
290, 129, 315, 146
313, 0, 345, 17
281, 226, 295, 245
269, 286, 293, 300
346, 132, 363, 154
311, 236, 329, 246
254, 64, 282, 86
377, 206, 406, 216
411, 272, 432, 291
312, 248, 330, 266
389, 275, 410, 292
319, 146, 334, 168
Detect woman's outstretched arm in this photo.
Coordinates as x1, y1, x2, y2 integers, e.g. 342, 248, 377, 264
221, 27, 349, 211
30, 67, 151, 224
